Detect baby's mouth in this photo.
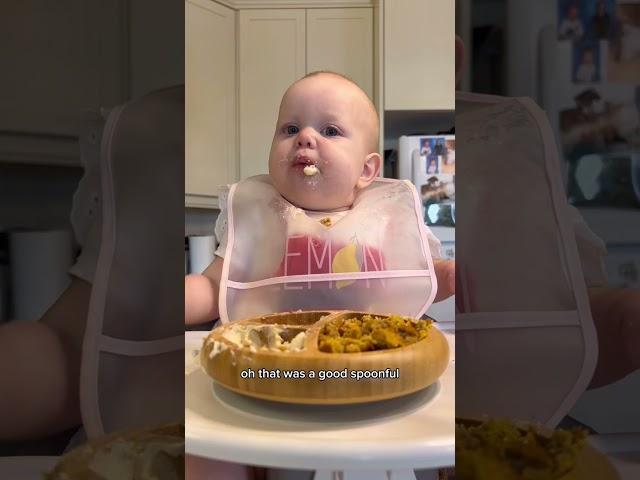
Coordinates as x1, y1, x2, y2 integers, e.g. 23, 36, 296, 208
293, 153, 315, 165
293, 154, 320, 176
303, 164, 319, 176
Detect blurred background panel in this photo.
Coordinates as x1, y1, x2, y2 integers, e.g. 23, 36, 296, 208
457, 0, 640, 438
0, 0, 183, 323
0, 0, 184, 459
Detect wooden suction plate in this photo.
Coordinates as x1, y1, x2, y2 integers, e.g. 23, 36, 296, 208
200, 311, 449, 404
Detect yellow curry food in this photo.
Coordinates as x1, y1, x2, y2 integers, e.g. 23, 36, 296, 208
318, 314, 431, 353
456, 419, 587, 480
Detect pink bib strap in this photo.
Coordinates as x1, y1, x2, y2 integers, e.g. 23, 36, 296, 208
98, 334, 184, 356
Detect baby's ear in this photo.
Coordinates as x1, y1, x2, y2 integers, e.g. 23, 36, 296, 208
357, 152, 382, 189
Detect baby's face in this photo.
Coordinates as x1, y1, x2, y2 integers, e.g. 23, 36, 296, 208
268, 74, 377, 211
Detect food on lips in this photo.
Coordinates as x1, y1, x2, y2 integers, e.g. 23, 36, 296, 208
303, 164, 319, 176
318, 314, 431, 353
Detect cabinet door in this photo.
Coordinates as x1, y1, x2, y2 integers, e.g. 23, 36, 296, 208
307, 8, 374, 100
238, 9, 305, 180
185, 0, 236, 208
130, 0, 184, 99
384, 0, 454, 110
0, 0, 126, 137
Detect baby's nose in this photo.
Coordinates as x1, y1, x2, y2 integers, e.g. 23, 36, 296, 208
297, 128, 316, 148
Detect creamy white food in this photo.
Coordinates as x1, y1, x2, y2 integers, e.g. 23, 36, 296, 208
206, 324, 306, 359
303, 164, 319, 176
87, 438, 184, 480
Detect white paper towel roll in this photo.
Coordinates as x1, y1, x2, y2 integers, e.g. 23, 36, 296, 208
412, 149, 428, 187
188, 235, 217, 274
9, 229, 73, 321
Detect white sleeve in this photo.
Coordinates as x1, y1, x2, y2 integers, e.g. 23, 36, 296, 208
422, 224, 443, 260
567, 205, 608, 287
213, 186, 230, 258
68, 121, 103, 283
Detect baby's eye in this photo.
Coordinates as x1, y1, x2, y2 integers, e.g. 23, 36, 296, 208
285, 125, 299, 135
323, 126, 340, 137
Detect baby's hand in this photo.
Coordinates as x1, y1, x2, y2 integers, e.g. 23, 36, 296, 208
616, 289, 640, 371
433, 259, 455, 302
588, 287, 640, 388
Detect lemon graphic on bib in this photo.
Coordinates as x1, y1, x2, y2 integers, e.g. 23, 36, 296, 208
332, 240, 361, 289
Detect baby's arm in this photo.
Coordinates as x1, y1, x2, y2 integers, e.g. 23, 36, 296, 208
421, 222, 455, 302
433, 259, 455, 302
587, 286, 640, 389
0, 278, 90, 441
185, 256, 224, 325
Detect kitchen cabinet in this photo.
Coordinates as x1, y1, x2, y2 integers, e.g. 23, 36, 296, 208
185, 0, 236, 208
184, 0, 457, 210
2, 1, 184, 229
238, 7, 373, 180
384, 0, 455, 110
0, 0, 127, 170
238, 9, 306, 180
306, 8, 374, 99
130, 0, 185, 100
1, 0, 181, 158
0, 0, 127, 138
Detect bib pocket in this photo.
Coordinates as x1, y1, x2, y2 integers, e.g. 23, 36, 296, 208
456, 310, 596, 427
221, 271, 435, 322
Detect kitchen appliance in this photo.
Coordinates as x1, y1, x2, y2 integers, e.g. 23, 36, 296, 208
539, 22, 640, 295
472, 15, 640, 434
398, 134, 455, 325
398, 134, 456, 231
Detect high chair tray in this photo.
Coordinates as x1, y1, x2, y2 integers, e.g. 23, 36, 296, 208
185, 329, 455, 469
0, 456, 59, 480
199, 310, 449, 405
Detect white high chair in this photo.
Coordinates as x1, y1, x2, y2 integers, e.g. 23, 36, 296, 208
185, 329, 455, 480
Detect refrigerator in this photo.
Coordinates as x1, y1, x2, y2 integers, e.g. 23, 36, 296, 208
398, 134, 456, 326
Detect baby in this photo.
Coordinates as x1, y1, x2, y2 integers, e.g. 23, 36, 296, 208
185, 71, 455, 326
184, 71, 455, 479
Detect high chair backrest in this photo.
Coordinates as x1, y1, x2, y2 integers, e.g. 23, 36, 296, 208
455, 92, 598, 427
80, 86, 185, 438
